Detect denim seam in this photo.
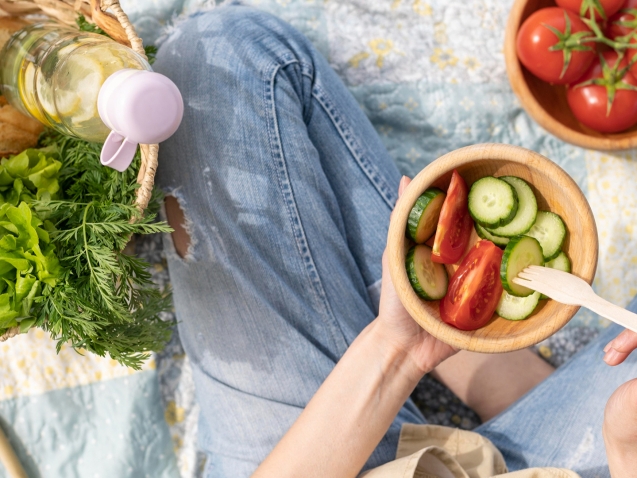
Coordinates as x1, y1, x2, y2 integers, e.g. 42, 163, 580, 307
264, 59, 349, 355
311, 82, 397, 209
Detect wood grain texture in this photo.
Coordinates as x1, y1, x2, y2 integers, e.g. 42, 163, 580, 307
504, 0, 637, 150
387, 143, 598, 353
0, 424, 26, 478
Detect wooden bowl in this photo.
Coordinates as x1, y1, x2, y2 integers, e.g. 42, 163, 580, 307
505, 0, 637, 150
387, 143, 598, 353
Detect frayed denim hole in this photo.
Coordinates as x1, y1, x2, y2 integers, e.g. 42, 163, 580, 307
163, 190, 197, 262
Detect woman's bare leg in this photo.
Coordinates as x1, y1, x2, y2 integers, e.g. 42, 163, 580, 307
431, 349, 554, 422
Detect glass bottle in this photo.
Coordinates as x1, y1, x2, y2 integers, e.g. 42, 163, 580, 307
0, 23, 152, 143
0, 23, 183, 171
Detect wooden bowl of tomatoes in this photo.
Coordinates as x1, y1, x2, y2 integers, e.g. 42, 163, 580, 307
387, 143, 598, 353
505, 0, 637, 150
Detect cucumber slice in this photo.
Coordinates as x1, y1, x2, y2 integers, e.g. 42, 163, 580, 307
525, 211, 566, 261
545, 251, 571, 272
407, 188, 446, 243
406, 245, 448, 300
500, 235, 544, 297
541, 251, 571, 299
476, 224, 510, 248
468, 176, 518, 228
496, 290, 541, 321
486, 177, 537, 238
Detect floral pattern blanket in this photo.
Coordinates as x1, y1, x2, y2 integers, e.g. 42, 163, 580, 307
2, 1, 633, 477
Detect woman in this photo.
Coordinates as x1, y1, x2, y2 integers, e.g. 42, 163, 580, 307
153, 5, 637, 476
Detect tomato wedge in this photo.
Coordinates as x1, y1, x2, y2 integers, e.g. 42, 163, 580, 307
431, 170, 473, 264
439, 240, 503, 331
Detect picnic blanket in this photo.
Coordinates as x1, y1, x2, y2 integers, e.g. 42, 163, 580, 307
2, 1, 635, 477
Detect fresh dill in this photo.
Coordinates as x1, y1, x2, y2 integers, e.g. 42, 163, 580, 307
76, 15, 158, 64
32, 132, 174, 369
76, 14, 107, 36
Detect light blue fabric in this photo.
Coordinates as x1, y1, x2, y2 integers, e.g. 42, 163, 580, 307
118, 0, 185, 45
153, 6, 636, 478
0, 372, 178, 478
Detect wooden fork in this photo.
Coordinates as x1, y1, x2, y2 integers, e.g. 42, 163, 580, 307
513, 265, 637, 334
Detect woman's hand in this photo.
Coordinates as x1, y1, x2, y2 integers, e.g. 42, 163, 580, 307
375, 176, 457, 380
603, 329, 637, 366
604, 378, 637, 476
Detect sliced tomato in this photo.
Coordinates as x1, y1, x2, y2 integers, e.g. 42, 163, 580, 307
440, 240, 504, 331
431, 170, 473, 265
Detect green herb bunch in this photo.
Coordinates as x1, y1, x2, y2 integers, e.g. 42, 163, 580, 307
33, 131, 173, 369
0, 150, 64, 334
76, 15, 158, 65
0, 17, 174, 369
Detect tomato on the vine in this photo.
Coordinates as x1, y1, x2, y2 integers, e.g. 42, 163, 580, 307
567, 51, 637, 133
439, 240, 503, 331
606, 0, 637, 39
431, 170, 473, 265
630, 35, 637, 76
516, 8, 595, 85
556, 0, 624, 20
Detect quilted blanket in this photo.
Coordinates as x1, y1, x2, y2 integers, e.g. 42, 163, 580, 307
3, 1, 635, 477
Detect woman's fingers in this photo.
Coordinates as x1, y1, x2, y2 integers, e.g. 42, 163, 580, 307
604, 329, 637, 366
390, 176, 411, 223
398, 176, 411, 197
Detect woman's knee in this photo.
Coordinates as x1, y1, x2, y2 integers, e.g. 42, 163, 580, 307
153, 5, 320, 217
155, 5, 314, 82
604, 378, 637, 443
604, 378, 637, 475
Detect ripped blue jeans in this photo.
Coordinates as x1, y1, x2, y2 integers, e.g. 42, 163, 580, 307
154, 6, 637, 477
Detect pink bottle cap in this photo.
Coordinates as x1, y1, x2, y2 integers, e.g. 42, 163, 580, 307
98, 69, 184, 171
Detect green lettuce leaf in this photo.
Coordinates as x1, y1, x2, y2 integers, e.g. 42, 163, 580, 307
0, 294, 19, 328
18, 318, 36, 333
16, 274, 40, 318
8, 202, 39, 250
0, 149, 62, 201
0, 199, 63, 327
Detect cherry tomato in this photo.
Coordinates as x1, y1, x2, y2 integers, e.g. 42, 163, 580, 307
439, 240, 504, 331
517, 8, 595, 85
567, 51, 637, 133
606, 0, 637, 39
556, 0, 624, 20
431, 170, 473, 265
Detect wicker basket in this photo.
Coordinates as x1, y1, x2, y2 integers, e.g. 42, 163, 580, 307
0, 0, 158, 342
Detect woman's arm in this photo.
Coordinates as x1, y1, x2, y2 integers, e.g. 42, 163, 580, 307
253, 177, 456, 478
253, 315, 443, 478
